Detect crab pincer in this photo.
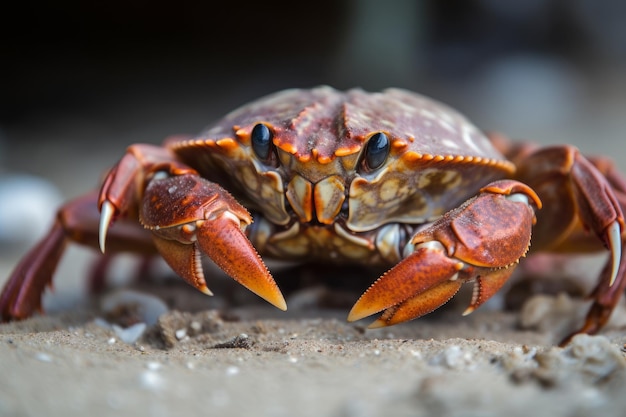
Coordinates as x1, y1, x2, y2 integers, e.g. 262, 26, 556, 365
348, 180, 541, 328
100, 171, 286, 311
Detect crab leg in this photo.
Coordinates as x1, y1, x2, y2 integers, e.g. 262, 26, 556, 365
98, 145, 286, 310
1, 192, 155, 321
348, 180, 541, 327
0, 221, 67, 321
507, 145, 626, 343
572, 157, 626, 337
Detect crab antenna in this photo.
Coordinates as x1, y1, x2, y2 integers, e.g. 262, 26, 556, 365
608, 221, 622, 286
99, 200, 115, 253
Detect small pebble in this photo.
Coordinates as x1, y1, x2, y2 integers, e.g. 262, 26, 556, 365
410, 350, 422, 359
225, 366, 240, 376
35, 352, 53, 363
190, 321, 202, 332
101, 290, 169, 326
139, 371, 165, 391
146, 361, 162, 371
175, 328, 187, 340
112, 323, 147, 344
432, 345, 475, 370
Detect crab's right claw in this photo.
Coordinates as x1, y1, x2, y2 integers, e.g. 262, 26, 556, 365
198, 213, 286, 310
140, 173, 286, 311
148, 213, 286, 310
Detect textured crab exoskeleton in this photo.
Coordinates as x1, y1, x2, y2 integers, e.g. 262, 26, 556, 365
1, 86, 624, 346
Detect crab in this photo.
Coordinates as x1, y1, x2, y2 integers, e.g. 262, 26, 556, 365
2, 86, 625, 344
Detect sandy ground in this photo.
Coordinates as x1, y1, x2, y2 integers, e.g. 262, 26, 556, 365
1, 259, 626, 417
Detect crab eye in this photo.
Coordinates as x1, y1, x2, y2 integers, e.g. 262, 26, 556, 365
251, 123, 273, 160
364, 132, 390, 170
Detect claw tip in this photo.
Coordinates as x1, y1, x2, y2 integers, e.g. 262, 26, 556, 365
607, 221, 622, 286
462, 306, 475, 316
99, 201, 115, 253
199, 285, 214, 296
367, 319, 388, 329
271, 295, 287, 312
347, 305, 369, 323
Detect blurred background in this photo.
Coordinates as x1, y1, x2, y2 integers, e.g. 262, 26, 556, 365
1, 0, 625, 299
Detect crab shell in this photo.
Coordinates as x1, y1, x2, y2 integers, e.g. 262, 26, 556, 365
166, 87, 515, 262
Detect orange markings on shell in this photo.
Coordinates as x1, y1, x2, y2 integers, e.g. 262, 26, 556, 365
234, 128, 251, 145
335, 145, 361, 157
317, 155, 333, 164
402, 151, 422, 163
277, 142, 298, 155
391, 139, 408, 149
216, 138, 237, 150
396, 151, 516, 176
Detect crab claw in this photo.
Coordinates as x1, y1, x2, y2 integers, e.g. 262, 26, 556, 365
347, 242, 463, 326
348, 179, 539, 328
150, 214, 286, 310
347, 242, 518, 328
140, 173, 286, 311
196, 212, 287, 310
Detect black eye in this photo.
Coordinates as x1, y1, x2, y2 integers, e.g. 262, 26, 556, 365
251, 123, 273, 160
364, 132, 390, 170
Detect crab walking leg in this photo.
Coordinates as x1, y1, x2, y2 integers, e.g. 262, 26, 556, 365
569, 154, 625, 287
492, 141, 625, 284
506, 146, 626, 343
0, 222, 67, 321
560, 242, 626, 345
348, 180, 541, 327
566, 157, 626, 340
138, 173, 287, 310
1, 192, 156, 321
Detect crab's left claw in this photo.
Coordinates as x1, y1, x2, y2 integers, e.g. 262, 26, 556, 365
139, 173, 286, 311
348, 180, 540, 328
347, 242, 465, 327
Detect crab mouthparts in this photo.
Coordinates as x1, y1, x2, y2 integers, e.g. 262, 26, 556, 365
285, 174, 347, 225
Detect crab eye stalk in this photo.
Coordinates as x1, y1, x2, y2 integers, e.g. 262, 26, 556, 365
364, 132, 390, 170
251, 123, 273, 161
